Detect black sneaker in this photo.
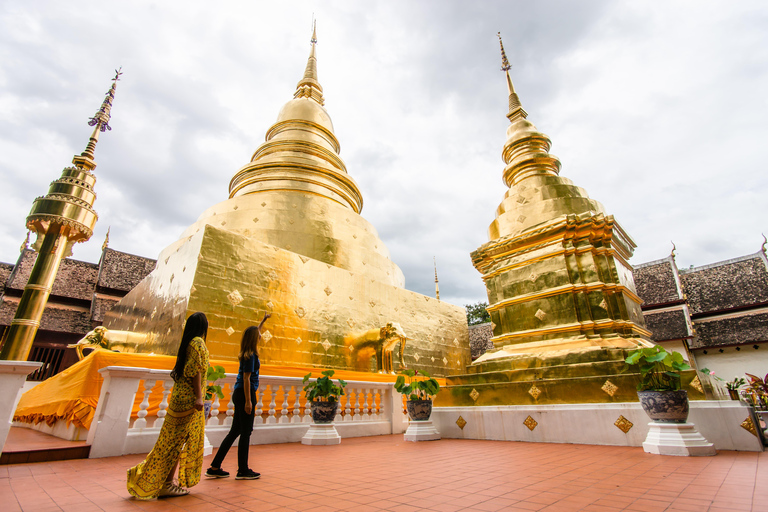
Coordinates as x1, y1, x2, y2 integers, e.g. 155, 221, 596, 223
205, 467, 230, 478
235, 469, 260, 480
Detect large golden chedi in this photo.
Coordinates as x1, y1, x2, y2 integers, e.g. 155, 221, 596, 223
102, 31, 470, 377
438, 37, 704, 406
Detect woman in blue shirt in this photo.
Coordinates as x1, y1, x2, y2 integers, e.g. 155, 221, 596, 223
206, 313, 270, 480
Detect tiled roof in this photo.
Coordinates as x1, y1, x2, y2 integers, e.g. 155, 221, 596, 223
690, 310, 768, 349
97, 248, 156, 292
6, 250, 98, 301
0, 261, 14, 296
632, 257, 681, 307
680, 253, 768, 315
643, 308, 691, 342
0, 298, 91, 334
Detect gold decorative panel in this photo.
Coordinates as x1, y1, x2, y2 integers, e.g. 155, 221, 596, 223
227, 290, 243, 306
741, 417, 758, 437
456, 416, 467, 430
690, 376, 703, 394
528, 385, 542, 400
523, 415, 538, 431
614, 415, 633, 433
601, 380, 618, 397
469, 388, 480, 402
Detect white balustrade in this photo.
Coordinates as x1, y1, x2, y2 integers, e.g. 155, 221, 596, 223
88, 367, 408, 458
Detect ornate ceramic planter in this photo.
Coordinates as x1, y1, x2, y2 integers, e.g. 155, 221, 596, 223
638, 390, 689, 423
203, 400, 212, 420
310, 400, 338, 423
406, 399, 433, 421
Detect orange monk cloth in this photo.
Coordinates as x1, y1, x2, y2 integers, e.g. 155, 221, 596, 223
13, 349, 420, 431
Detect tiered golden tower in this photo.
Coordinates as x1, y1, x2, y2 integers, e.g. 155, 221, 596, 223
0, 71, 121, 361
437, 36, 703, 406
102, 29, 470, 376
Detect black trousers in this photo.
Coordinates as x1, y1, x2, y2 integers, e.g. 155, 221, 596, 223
211, 387, 256, 472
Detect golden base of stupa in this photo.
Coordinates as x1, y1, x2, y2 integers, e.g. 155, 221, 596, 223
436, 346, 709, 406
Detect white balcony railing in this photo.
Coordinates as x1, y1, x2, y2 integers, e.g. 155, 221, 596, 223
87, 366, 408, 458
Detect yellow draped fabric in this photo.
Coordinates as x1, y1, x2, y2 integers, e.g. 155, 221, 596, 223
13, 349, 415, 431
127, 337, 208, 499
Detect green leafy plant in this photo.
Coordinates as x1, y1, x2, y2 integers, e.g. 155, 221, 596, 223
205, 365, 226, 401
726, 376, 747, 391
625, 346, 690, 391
394, 368, 440, 401
303, 370, 347, 402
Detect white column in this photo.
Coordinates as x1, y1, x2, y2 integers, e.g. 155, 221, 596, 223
87, 366, 145, 458
0, 361, 42, 454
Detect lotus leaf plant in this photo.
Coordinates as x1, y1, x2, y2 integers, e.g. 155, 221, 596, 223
303, 370, 347, 402
625, 346, 690, 392
205, 364, 226, 401
394, 368, 440, 401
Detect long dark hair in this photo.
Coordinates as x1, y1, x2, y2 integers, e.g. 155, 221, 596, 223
238, 325, 260, 361
170, 312, 208, 381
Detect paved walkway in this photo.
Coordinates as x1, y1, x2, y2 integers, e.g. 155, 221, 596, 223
1, 435, 765, 512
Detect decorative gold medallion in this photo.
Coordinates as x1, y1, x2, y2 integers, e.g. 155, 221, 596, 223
226, 327, 235, 336
523, 415, 538, 431
348, 345, 354, 352
324, 286, 332, 296
235, 262, 244, 271
295, 306, 306, 318
227, 290, 244, 307
321, 339, 331, 352
261, 330, 272, 343
469, 388, 480, 402
253, 216, 259, 223
453, 338, 459, 347
602, 380, 619, 397
414, 353, 420, 362
614, 415, 633, 433
266, 301, 274, 309
598, 299, 608, 310
690, 375, 704, 394
528, 385, 542, 400
442, 357, 448, 365
517, 215, 526, 223
741, 417, 758, 437
534, 309, 547, 321
431, 356, 435, 362
295, 337, 302, 345
299, 281, 306, 288
268, 270, 278, 281
456, 416, 467, 430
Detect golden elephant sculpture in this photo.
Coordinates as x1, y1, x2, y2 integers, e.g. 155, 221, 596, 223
345, 322, 407, 374
67, 326, 111, 360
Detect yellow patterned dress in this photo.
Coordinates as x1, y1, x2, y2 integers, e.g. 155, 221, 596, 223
127, 336, 209, 499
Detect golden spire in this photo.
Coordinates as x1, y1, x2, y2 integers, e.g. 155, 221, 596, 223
294, 21, 324, 105
497, 33, 527, 122
434, 256, 440, 301
102, 226, 110, 251
73, 68, 122, 170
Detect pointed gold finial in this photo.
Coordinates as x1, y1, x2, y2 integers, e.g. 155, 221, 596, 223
20, 231, 30, 253
73, 68, 122, 170
670, 241, 677, 258
102, 226, 110, 251
434, 256, 440, 301
497, 33, 527, 122
294, 21, 324, 105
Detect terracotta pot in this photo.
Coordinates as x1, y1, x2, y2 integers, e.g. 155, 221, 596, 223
638, 390, 689, 423
406, 399, 433, 421
728, 389, 740, 400
310, 400, 338, 423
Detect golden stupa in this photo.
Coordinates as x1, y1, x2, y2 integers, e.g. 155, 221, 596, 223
102, 28, 470, 377
437, 36, 705, 406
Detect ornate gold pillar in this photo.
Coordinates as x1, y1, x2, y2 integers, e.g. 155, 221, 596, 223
0, 70, 121, 361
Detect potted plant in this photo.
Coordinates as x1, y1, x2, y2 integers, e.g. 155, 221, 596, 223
204, 365, 226, 419
745, 373, 768, 410
625, 346, 691, 423
726, 376, 747, 400
302, 370, 347, 423
394, 369, 440, 421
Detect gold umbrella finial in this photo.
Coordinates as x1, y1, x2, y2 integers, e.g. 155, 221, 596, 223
497, 33, 527, 122
294, 20, 324, 105
74, 68, 122, 170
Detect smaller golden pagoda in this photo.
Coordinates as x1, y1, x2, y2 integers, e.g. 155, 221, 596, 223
437, 36, 704, 406
0, 70, 121, 361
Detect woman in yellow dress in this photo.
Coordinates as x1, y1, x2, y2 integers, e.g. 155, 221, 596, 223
127, 312, 210, 499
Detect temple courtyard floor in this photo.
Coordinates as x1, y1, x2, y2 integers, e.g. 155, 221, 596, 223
1, 434, 766, 512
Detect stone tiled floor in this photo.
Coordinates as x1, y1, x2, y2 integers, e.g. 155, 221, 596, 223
1, 435, 765, 511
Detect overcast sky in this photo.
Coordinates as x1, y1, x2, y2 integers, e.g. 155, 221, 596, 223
1, 1, 766, 307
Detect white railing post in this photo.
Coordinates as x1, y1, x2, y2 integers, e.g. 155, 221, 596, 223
133, 378, 155, 430
224, 381, 235, 426
385, 388, 407, 434
0, 361, 43, 454
88, 366, 146, 458
279, 386, 290, 424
